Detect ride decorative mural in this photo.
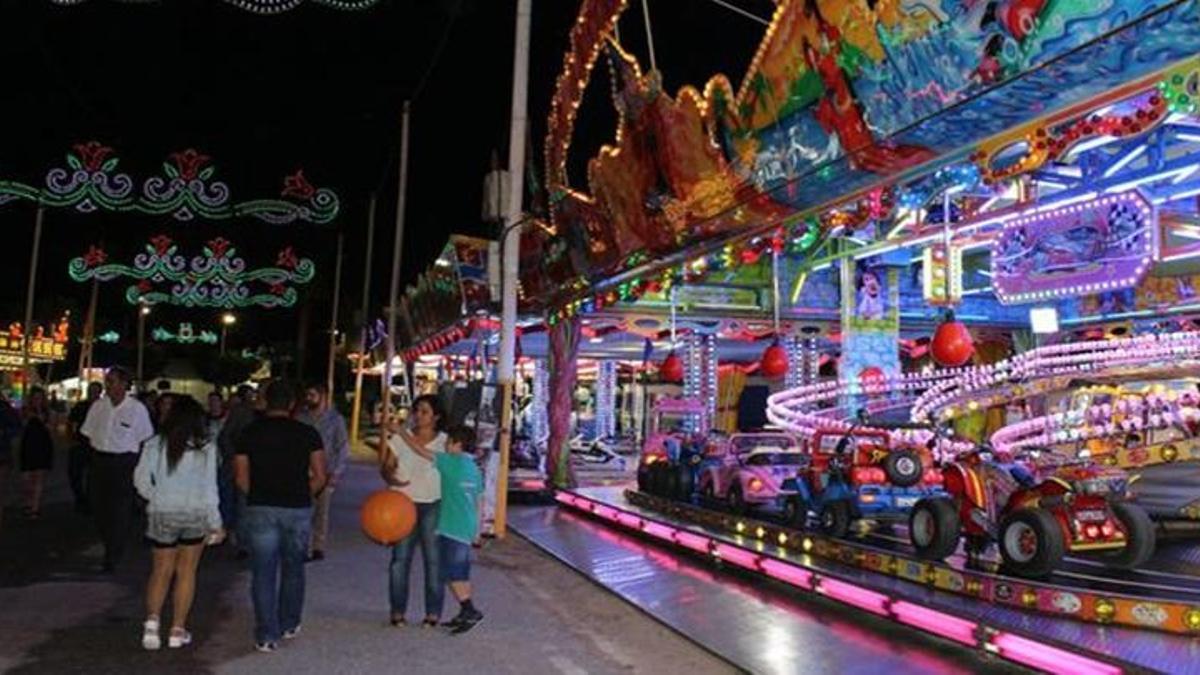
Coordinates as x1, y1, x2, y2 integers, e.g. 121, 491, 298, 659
68, 235, 315, 309
0, 142, 339, 224
534, 0, 1200, 313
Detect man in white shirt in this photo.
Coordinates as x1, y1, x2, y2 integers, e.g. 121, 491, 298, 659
81, 366, 155, 573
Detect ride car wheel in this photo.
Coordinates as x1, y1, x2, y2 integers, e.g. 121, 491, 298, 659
728, 485, 746, 515
884, 449, 923, 487
783, 496, 807, 529
1103, 502, 1156, 569
998, 508, 1064, 579
908, 497, 960, 561
820, 500, 852, 538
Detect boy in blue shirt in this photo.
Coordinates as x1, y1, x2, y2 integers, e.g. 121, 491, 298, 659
436, 426, 484, 634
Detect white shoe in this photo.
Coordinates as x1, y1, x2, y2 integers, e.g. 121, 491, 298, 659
168, 628, 192, 649
142, 618, 161, 651
282, 625, 301, 640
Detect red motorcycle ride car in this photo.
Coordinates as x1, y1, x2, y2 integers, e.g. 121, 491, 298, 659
909, 446, 1155, 578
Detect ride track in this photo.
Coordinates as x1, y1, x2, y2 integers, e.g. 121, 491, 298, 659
618, 488, 1200, 637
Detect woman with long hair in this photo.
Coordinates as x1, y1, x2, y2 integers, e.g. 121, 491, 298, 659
19, 387, 53, 519
133, 395, 223, 650
381, 394, 447, 626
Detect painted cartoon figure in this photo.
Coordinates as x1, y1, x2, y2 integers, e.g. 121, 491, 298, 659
857, 267, 885, 320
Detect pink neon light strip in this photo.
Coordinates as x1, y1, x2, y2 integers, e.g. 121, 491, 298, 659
714, 543, 761, 571
760, 558, 813, 589
991, 633, 1122, 675
641, 520, 678, 542
675, 530, 711, 554
818, 577, 889, 616
892, 601, 977, 646
616, 512, 643, 529
593, 504, 620, 522
554, 492, 578, 507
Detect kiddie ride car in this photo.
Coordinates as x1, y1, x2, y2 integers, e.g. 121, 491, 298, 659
636, 398, 709, 499
908, 445, 1155, 578
696, 433, 807, 513
787, 425, 944, 538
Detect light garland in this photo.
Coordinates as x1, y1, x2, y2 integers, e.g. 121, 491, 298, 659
992, 392, 1200, 455
594, 360, 617, 439
531, 359, 550, 445
684, 334, 703, 433
0, 143, 338, 224
703, 334, 718, 427
784, 335, 803, 389
911, 333, 1200, 424
68, 235, 315, 309
152, 323, 219, 345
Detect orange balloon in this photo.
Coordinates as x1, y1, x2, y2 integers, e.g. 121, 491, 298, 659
361, 489, 417, 545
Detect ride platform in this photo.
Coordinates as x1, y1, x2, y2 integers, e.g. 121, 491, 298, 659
541, 486, 1200, 674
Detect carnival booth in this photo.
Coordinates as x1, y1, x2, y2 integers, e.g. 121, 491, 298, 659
515, 0, 1200, 671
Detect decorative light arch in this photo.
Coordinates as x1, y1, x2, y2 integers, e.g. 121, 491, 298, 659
47, 0, 381, 13
0, 142, 339, 224
69, 235, 316, 309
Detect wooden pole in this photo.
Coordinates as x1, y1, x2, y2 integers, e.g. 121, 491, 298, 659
22, 206, 45, 396
78, 278, 99, 383
381, 101, 412, 462
326, 231, 344, 398
349, 194, 377, 448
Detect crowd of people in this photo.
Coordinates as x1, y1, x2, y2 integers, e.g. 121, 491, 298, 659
0, 367, 488, 654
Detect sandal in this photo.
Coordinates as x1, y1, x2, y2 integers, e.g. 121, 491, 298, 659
142, 618, 161, 651
168, 627, 192, 649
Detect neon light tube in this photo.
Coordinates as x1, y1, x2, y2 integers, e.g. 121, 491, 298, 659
641, 520, 678, 542
555, 492, 575, 507
990, 633, 1122, 675
818, 577, 889, 616
892, 601, 977, 646
1102, 144, 1146, 178
593, 505, 620, 522
760, 559, 814, 589
616, 512, 643, 530
675, 531, 711, 554
713, 543, 761, 570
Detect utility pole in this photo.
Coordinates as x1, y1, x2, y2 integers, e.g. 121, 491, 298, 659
494, 0, 533, 537
22, 206, 45, 396
326, 231, 345, 398
350, 195, 377, 448
381, 101, 412, 462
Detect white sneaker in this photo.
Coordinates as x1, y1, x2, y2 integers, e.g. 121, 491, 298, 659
168, 628, 192, 649
282, 625, 301, 640
142, 619, 161, 651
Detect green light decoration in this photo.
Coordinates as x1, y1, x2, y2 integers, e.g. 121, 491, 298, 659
153, 324, 219, 345
0, 143, 338, 224
69, 235, 315, 309
97, 331, 121, 344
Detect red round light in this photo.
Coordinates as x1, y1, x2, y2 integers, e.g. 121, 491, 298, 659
760, 341, 789, 379
659, 352, 684, 383
930, 313, 974, 367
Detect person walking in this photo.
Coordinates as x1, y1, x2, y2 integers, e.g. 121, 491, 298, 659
68, 381, 104, 514
81, 367, 156, 573
218, 385, 256, 555
298, 382, 349, 562
18, 387, 54, 519
381, 394, 446, 627
0, 394, 20, 530
133, 396, 223, 651
234, 380, 326, 653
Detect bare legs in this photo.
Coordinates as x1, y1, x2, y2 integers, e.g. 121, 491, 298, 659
449, 580, 471, 604
145, 543, 205, 635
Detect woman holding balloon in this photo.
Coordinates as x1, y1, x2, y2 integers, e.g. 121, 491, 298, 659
380, 394, 447, 627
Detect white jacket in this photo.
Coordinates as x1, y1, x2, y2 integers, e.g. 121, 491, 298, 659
134, 436, 222, 530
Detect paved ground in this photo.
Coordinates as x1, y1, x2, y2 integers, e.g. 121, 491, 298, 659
0, 443, 735, 674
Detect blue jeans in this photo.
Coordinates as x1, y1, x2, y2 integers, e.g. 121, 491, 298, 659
217, 463, 238, 534
244, 505, 312, 643
389, 501, 443, 619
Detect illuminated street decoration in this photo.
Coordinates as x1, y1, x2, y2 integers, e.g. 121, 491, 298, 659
991, 191, 1157, 304
97, 331, 120, 344
0, 142, 339, 224
153, 324, 219, 345
69, 235, 315, 309
48, 0, 380, 14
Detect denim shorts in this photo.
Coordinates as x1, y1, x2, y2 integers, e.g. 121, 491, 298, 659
439, 535, 472, 582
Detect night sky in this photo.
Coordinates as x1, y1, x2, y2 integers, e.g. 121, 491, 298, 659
0, 0, 765, 376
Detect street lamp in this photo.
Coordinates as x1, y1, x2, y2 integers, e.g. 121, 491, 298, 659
220, 313, 237, 356
137, 302, 151, 387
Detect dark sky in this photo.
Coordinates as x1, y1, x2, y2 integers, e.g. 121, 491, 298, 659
0, 0, 765, 370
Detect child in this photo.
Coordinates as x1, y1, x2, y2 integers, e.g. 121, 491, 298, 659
436, 425, 484, 634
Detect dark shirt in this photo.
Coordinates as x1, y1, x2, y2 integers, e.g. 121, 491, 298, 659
219, 403, 258, 461
69, 399, 95, 445
237, 416, 323, 508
